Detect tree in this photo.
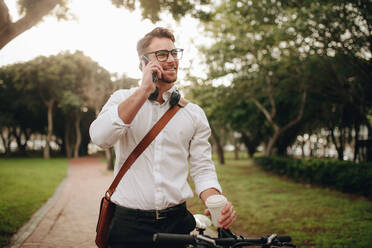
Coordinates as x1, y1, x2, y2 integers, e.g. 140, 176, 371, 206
187, 84, 232, 165
225, 89, 270, 158
0, 50, 139, 160
56, 51, 108, 158
14, 51, 96, 158
245, 60, 308, 156
0, 62, 46, 155
198, 4, 309, 155
0, 0, 68, 49
23, 54, 74, 158
304, 54, 372, 160
0, 0, 211, 49
197, 0, 372, 158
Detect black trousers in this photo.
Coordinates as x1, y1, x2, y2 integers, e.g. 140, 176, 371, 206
107, 203, 196, 248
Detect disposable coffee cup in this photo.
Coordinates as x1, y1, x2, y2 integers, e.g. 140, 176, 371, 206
205, 194, 227, 227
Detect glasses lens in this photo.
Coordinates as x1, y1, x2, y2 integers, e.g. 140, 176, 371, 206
171, 49, 183, 60
156, 51, 168, 62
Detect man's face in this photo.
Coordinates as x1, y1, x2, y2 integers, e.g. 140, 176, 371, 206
145, 37, 178, 83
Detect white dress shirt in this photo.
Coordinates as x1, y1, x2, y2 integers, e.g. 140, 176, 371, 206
89, 86, 222, 210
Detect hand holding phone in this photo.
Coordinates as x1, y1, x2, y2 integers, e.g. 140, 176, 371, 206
141, 55, 158, 83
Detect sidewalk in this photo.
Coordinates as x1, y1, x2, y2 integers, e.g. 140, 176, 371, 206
15, 156, 112, 248
9, 156, 215, 248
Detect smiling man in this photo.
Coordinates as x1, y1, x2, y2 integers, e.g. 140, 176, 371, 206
89, 27, 236, 248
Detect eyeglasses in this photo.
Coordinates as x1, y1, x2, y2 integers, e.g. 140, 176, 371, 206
144, 48, 184, 62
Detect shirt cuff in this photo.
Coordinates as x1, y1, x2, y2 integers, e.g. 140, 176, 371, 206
108, 105, 131, 128
195, 180, 222, 197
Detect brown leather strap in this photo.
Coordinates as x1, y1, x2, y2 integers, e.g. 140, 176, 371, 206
105, 104, 183, 199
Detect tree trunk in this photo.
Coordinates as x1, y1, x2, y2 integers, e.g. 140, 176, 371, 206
233, 139, 239, 160
354, 125, 360, 162
310, 139, 314, 157
330, 127, 344, 160
64, 119, 72, 158
265, 125, 280, 156
43, 99, 55, 159
366, 120, 372, 162
211, 127, 225, 165
313, 136, 319, 158
0, 0, 61, 49
301, 140, 305, 158
23, 128, 31, 152
0, 130, 4, 154
229, 132, 239, 160
12, 127, 29, 154
251, 88, 307, 157
13, 127, 22, 153
0, 128, 11, 155
73, 111, 81, 158
240, 132, 257, 158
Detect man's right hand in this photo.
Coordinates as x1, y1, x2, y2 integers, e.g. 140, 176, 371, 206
117, 59, 163, 124
140, 59, 163, 96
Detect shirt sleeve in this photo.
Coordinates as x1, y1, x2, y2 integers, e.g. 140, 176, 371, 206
89, 89, 132, 149
189, 105, 222, 196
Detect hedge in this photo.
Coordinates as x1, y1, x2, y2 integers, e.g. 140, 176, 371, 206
253, 156, 372, 198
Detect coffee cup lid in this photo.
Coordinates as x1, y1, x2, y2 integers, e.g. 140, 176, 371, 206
206, 194, 227, 207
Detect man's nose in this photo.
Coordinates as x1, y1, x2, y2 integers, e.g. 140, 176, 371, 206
166, 52, 176, 62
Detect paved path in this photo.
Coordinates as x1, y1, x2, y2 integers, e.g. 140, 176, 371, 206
19, 157, 112, 248
10, 156, 215, 248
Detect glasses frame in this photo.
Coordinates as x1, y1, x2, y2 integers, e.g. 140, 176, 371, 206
143, 48, 184, 62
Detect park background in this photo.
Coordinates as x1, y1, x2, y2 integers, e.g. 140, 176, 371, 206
0, 0, 372, 247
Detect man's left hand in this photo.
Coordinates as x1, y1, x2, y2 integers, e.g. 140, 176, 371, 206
205, 201, 237, 229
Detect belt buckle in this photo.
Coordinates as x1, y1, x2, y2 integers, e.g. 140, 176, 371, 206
155, 210, 166, 220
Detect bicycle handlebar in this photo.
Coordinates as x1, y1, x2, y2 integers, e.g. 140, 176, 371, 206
153, 233, 293, 247
153, 233, 196, 246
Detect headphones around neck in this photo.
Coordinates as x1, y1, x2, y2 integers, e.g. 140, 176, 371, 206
148, 88, 181, 108
170, 90, 181, 107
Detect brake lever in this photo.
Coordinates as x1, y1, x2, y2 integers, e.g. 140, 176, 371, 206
267, 234, 277, 244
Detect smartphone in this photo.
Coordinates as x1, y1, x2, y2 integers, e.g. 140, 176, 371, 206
141, 55, 158, 83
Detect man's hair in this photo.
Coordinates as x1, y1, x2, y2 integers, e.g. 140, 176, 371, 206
137, 27, 175, 56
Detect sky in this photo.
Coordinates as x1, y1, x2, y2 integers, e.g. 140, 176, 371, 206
0, 0, 207, 83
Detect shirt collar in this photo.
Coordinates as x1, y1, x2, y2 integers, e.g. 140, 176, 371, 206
162, 85, 178, 103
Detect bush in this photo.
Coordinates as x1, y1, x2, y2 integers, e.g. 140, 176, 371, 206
254, 156, 372, 198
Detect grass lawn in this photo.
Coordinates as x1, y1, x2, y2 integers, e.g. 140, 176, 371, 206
0, 158, 68, 247
187, 158, 372, 248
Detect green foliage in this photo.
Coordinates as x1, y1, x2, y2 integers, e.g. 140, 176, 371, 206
0, 158, 68, 247
254, 156, 372, 198
15, 0, 203, 23
109, 0, 210, 22
17, 0, 71, 20
187, 158, 372, 247
192, 0, 372, 158
0, 62, 47, 153
15, 0, 213, 23
0, 50, 137, 157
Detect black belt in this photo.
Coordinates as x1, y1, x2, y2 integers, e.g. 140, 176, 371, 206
115, 202, 186, 221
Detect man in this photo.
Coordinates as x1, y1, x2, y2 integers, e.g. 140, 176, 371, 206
89, 27, 236, 247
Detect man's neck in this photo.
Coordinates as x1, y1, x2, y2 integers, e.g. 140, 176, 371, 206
155, 81, 174, 103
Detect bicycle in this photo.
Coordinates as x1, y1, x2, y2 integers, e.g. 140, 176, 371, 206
153, 214, 296, 248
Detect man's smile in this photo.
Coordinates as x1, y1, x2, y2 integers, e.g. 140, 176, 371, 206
163, 67, 177, 71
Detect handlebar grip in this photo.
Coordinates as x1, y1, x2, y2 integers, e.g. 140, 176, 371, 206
277, 236, 292, 242
153, 233, 195, 245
